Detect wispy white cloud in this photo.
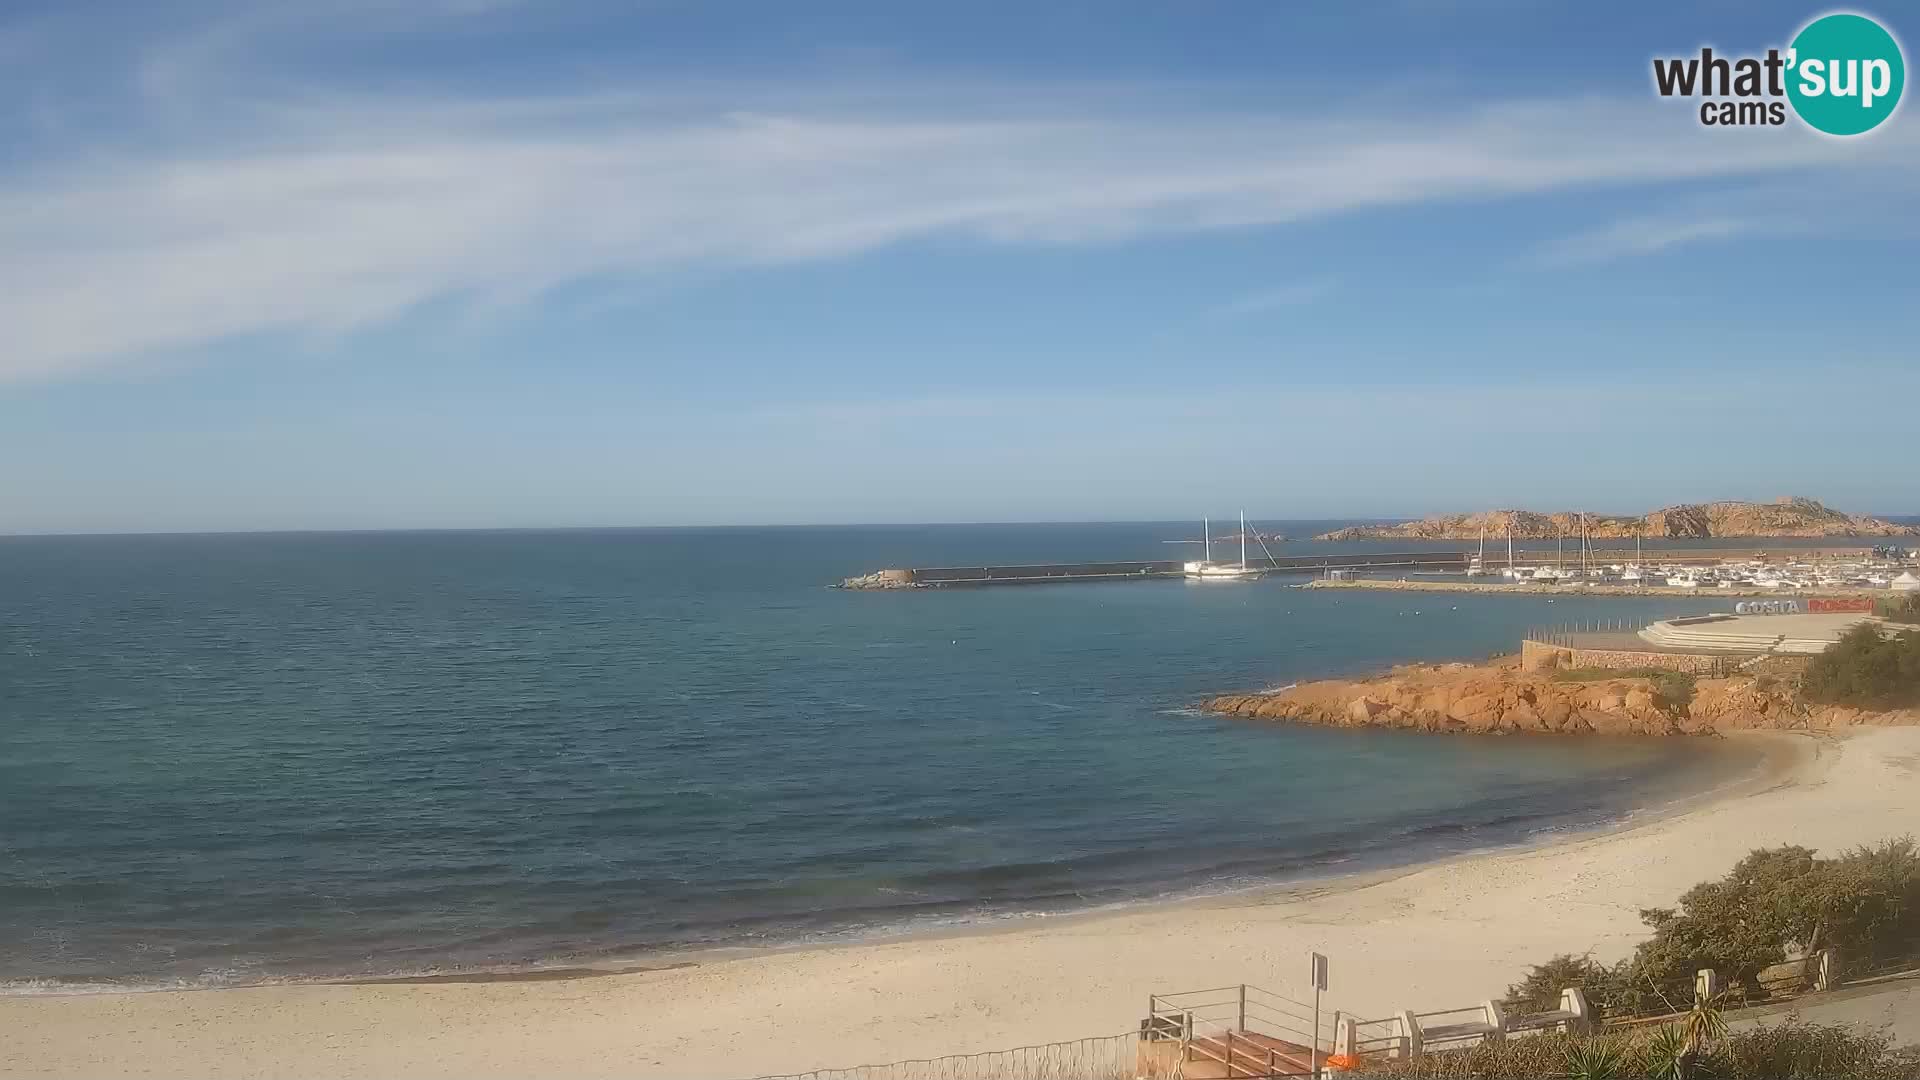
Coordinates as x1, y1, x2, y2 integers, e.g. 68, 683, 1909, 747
1, 5, 1915, 383
1209, 278, 1338, 318
1536, 214, 1767, 266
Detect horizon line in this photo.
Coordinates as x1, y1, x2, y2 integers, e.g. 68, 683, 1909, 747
5, 512, 1917, 541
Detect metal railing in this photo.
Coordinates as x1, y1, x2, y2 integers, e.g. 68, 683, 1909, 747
1410, 1003, 1500, 1050
1524, 619, 1646, 648
1144, 984, 1328, 1078
1343, 1015, 1408, 1061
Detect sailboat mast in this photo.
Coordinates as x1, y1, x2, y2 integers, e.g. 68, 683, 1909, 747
1204, 517, 1211, 564
1507, 520, 1514, 570
1240, 511, 1248, 570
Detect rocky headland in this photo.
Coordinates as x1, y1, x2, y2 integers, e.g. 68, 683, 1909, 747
1203, 659, 1917, 737
1316, 497, 1916, 542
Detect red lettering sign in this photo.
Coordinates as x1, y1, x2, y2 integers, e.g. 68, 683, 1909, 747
1808, 597, 1875, 613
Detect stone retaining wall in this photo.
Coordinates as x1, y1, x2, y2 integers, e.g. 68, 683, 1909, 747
1521, 639, 1732, 676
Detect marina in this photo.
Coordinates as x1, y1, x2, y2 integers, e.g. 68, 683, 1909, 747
842, 543, 1920, 592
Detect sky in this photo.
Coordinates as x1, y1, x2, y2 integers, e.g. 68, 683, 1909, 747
1, 0, 1916, 533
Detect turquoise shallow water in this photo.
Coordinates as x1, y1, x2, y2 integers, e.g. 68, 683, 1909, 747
0, 523, 1756, 991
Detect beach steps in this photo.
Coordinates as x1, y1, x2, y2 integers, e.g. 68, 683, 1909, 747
1142, 984, 1326, 1078
1182, 1031, 1315, 1077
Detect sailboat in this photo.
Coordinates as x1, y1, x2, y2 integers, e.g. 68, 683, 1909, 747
1466, 526, 1488, 576
1500, 519, 1528, 579
1185, 512, 1264, 581
1533, 525, 1567, 582
1621, 530, 1645, 582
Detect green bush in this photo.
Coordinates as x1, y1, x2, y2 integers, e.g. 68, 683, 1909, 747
1725, 1021, 1920, 1080
1801, 625, 1920, 708
1350, 1023, 1920, 1080
1505, 840, 1920, 1015
1876, 592, 1920, 625
1548, 668, 1696, 707
1506, 954, 1631, 1015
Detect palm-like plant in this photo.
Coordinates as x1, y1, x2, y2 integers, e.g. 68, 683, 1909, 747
1563, 1037, 1629, 1080
1639, 1024, 1689, 1080
1640, 991, 1730, 1080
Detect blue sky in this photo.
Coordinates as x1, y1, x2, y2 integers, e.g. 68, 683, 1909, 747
1, 0, 1915, 532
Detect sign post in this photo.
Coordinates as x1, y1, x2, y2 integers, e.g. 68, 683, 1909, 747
1311, 952, 1329, 1079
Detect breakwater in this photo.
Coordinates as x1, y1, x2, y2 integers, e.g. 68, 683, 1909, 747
840, 551, 1470, 589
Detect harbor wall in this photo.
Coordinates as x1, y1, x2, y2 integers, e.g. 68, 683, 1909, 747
911, 561, 1180, 584
843, 551, 1474, 588
1520, 639, 1734, 677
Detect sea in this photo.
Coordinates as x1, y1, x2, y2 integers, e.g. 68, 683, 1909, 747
0, 521, 1874, 993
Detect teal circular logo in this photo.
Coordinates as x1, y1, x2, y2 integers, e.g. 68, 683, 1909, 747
1787, 13, 1905, 135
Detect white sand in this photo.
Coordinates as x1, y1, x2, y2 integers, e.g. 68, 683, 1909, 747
7, 728, 1920, 1080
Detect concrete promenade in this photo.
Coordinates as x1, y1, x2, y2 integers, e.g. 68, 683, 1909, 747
1306, 578, 1888, 600
1730, 969, 1920, 1046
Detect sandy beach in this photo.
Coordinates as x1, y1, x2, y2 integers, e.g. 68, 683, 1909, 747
7, 728, 1920, 1079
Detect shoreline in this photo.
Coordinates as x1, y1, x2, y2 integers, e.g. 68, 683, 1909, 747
0, 731, 1763, 1001
8, 729, 1890, 1080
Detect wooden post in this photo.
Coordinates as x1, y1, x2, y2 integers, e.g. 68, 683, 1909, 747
1312, 952, 1329, 1079
1239, 984, 1247, 1033
1400, 1010, 1423, 1059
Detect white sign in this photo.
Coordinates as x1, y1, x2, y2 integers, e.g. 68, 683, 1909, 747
1311, 952, 1328, 992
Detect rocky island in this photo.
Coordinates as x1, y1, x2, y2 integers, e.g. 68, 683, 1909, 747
1316, 496, 1915, 542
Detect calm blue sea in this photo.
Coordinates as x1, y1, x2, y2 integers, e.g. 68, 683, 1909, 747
0, 523, 1799, 992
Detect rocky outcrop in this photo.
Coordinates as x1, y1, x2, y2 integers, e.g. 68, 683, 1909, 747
1206, 664, 1693, 736
1203, 662, 1919, 736
1315, 497, 1916, 542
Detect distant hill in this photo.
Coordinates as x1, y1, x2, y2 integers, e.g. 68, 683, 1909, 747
1315, 497, 1919, 541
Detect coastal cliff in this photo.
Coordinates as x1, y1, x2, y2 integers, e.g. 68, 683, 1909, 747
1203, 661, 1917, 736
1315, 497, 1915, 541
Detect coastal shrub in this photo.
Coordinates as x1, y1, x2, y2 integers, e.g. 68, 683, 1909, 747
1349, 1023, 1920, 1080
1549, 667, 1696, 707
1649, 671, 1696, 708
1506, 953, 1630, 1015
1723, 1020, 1920, 1080
1629, 840, 1920, 1000
1506, 840, 1920, 1022
1801, 625, 1920, 708
1876, 592, 1920, 625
